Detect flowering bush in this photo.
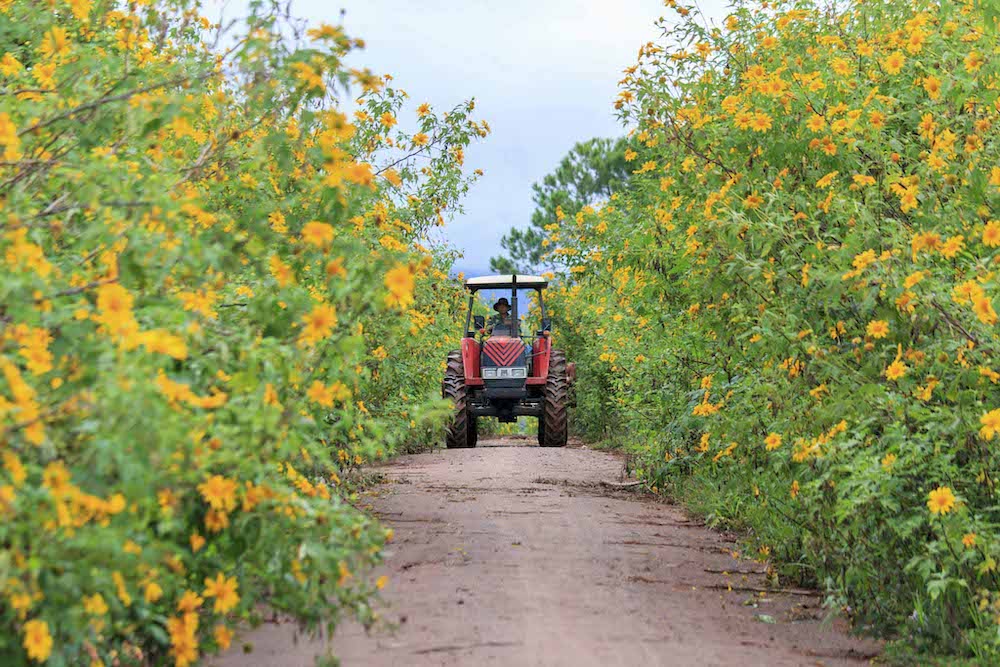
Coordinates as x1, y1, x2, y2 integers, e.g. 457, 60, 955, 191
0, 1, 481, 664
545, 0, 1000, 656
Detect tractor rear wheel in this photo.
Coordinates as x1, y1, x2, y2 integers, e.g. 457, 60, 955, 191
540, 349, 569, 447
443, 350, 473, 449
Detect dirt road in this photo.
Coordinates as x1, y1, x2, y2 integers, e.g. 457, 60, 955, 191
215, 437, 880, 667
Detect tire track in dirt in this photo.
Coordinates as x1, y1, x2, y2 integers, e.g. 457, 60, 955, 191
215, 436, 880, 667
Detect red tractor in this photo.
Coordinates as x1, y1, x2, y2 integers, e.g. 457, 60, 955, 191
442, 274, 574, 448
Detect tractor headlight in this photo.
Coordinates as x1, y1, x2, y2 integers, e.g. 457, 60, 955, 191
482, 368, 498, 379
510, 367, 527, 378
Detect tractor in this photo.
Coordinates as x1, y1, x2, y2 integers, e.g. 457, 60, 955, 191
442, 274, 575, 448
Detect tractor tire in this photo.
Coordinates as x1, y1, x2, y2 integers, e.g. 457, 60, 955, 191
442, 350, 472, 449
540, 349, 569, 448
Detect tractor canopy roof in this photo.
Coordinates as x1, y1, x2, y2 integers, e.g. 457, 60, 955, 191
464, 274, 548, 291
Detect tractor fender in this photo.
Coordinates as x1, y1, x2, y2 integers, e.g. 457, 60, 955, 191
461, 337, 481, 383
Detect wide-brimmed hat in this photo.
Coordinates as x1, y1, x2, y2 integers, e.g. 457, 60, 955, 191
493, 297, 510, 311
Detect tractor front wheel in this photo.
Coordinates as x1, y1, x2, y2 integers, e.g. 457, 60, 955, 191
443, 350, 473, 449
540, 349, 569, 447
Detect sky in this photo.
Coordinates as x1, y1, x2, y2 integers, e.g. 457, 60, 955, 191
208, 0, 729, 276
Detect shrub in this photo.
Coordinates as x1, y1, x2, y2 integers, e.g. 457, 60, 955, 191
0, 1, 482, 664
546, 0, 1000, 656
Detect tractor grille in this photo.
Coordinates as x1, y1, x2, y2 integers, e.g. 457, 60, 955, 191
483, 338, 525, 367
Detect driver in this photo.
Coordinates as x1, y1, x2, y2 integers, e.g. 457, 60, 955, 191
489, 298, 513, 332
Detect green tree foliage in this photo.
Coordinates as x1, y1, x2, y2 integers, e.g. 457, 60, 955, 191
544, 0, 1000, 657
0, 2, 483, 664
489, 137, 629, 273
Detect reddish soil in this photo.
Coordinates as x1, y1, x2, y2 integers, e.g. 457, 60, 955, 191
214, 436, 881, 666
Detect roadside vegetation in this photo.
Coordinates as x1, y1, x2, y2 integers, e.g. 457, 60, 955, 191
0, 1, 482, 664
543, 0, 1000, 659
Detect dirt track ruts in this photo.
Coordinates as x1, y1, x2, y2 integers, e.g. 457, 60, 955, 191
215, 436, 881, 667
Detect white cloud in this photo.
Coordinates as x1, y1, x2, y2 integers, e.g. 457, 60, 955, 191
205, 0, 729, 274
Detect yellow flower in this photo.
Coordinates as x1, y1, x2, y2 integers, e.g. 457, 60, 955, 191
40, 27, 70, 61
983, 221, 1000, 248
3, 452, 26, 486
816, 170, 839, 189
203, 572, 240, 614
953, 280, 984, 306
306, 23, 343, 41
866, 320, 889, 339
903, 271, 925, 289
214, 623, 233, 650
382, 168, 402, 187
940, 235, 965, 259
167, 613, 199, 667
750, 112, 772, 132
885, 360, 907, 381
980, 409, 1000, 441
300, 221, 334, 247
926, 486, 956, 515
112, 571, 132, 607
176, 590, 203, 613
306, 380, 351, 407
962, 533, 977, 548
198, 475, 238, 513
965, 51, 984, 73
922, 76, 941, 100
145, 582, 163, 603
973, 295, 997, 326
299, 304, 338, 345
68, 0, 92, 21
177, 289, 218, 319
325, 257, 347, 279
269, 255, 295, 286
22, 619, 52, 662
881, 452, 897, 470
83, 594, 108, 616
205, 508, 229, 533
291, 61, 324, 92
384, 264, 416, 309
883, 51, 905, 75
764, 433, 782, 451
268, 210, 288, 234
0, 52, 22, 76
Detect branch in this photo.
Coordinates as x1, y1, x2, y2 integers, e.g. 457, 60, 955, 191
374, 135, 445, 176
20, 72, 214, 137
930, 299, 982, 348
38, 277, 119, 301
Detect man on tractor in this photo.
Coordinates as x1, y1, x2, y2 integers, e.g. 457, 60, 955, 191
489, 297, 513, 335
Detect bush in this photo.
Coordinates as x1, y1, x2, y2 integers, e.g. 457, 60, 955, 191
0, 2, 482, 664
546, 0, 1000, 656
